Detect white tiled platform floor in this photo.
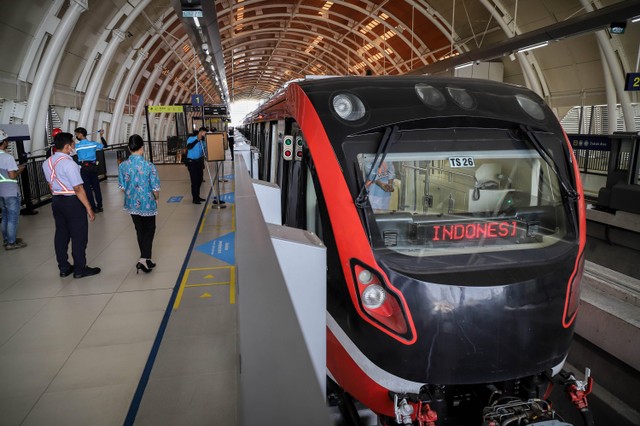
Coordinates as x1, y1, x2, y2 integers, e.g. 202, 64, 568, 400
0, 164, 232, 426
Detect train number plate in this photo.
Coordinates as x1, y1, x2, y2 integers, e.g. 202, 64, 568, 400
448, 156, 475, 168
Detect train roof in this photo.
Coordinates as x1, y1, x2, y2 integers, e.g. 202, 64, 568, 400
251, 76, 566, 144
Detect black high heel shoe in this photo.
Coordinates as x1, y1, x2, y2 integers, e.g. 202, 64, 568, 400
136, 262, 151, 274
145, 259, 156, 269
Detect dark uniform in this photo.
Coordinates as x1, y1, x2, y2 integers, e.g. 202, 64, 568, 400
42, 152, 89, 276
185, 130, 206, 203
75, 136, 105, 212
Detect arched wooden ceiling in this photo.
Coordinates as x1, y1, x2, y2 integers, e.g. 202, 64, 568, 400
213, 0, 470, 101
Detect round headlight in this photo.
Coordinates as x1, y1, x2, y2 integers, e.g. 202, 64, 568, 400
415, 83, 446, 108
515, 94, 545, 120
362, 284, 386, 309
332, 93, 366, 121
447, 87, 475, 109
358, 269, 373, 284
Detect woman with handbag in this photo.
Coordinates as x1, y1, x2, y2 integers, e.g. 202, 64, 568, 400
118, 134, 161, 273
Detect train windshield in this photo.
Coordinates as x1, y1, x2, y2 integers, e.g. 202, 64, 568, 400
357, 147, 571, 256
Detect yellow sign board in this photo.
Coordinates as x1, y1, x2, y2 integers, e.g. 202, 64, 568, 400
148, 105, 184, 113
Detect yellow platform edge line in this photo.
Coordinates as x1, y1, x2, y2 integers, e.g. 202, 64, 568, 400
185, 282, 231, 288
199, 204, 211, 233
185, 266, 229, 272
172, 269, 191, 310
231, 203, 236, 232
230, 266, 236, 304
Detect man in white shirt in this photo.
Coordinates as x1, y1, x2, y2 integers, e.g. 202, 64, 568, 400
0, 129, 27, 250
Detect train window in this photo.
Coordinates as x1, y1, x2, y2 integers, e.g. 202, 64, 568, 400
357, 149, 568, 256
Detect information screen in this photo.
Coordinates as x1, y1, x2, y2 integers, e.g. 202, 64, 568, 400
424, 220, 526, 244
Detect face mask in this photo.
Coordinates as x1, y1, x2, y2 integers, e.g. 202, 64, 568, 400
69, 147, 77, 156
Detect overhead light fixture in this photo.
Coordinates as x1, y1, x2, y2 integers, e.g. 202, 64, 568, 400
517, 41, 548, 53
454, 62, 473, 70
632, 16, 640, 23
193, 16, 201, 28
610, 22, 626, 34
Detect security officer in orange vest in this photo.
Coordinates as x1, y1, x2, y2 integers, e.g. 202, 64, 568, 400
43, 132, 101, 278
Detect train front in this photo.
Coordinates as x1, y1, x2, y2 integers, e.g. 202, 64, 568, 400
290, 77, 586, 424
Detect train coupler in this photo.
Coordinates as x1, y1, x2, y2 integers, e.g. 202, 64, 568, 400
392, 393, 415, 425
561, 367, 594, 410
416, 401, 438, 426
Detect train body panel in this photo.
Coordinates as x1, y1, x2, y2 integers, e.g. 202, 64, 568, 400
243, 76, 586, 424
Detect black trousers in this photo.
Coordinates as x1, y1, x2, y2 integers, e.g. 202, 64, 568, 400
52, 195, 88, 271
80, 165, 103, 209
186, 158, 204, 200
131, 214, 156, 259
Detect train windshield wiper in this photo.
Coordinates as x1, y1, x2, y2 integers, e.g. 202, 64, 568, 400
355, 125, 400, 208
520, 125, 579, 202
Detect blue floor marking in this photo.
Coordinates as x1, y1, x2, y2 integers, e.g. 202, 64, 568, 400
167, 195, 183, 203
195, 232, 236, 265
219, 191, 234, 203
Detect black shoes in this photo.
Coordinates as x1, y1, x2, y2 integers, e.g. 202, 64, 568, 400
211, 198, 227, 208
60, 265, 74, 277
192, 199, 202, 204
74, 266, 101, 279
136, 262, 151, 274
145, 259, 156, 269
94, 206, 104, 213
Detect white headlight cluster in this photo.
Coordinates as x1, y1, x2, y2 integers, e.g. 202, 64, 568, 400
332, 93, 366, 121
362, 284, 387, 309
515, 94, 545, 120
447, 87, 475, 109
415, 83, 446, 108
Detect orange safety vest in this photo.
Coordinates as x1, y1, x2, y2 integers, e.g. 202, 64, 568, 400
48, 156, 75, 195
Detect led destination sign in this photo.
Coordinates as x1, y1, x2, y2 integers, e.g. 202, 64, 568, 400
428, 220, 523, 243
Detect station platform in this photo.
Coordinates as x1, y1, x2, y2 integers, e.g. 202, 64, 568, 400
1, 143, 639, 426
0, 160, 238, 425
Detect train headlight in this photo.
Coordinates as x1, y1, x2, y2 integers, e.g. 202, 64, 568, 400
516, 94, 545, 120
447, 87, 475, 109
362, 284, 386, 309
351, 262, 412, 338
415, 84, 446, 108
332, 93, 366, 121
358, 269, 373, 284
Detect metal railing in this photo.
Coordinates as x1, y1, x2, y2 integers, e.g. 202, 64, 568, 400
13, 139, 181, 212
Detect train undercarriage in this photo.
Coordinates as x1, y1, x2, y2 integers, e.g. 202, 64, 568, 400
329, 368, 594, 426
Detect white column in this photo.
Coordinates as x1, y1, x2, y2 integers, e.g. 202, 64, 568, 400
578, 0, 636, 132
111, 50, 148, 144
601, 45, 618, 134
79, 0, 152, 131
79, 29, 126, 130
131, 63, 165, 137
150, 70, 174, 141
156, 78, 180, 141
24, 0, 87, 151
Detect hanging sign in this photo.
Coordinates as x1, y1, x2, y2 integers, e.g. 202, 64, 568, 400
148, 105, 184, 113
